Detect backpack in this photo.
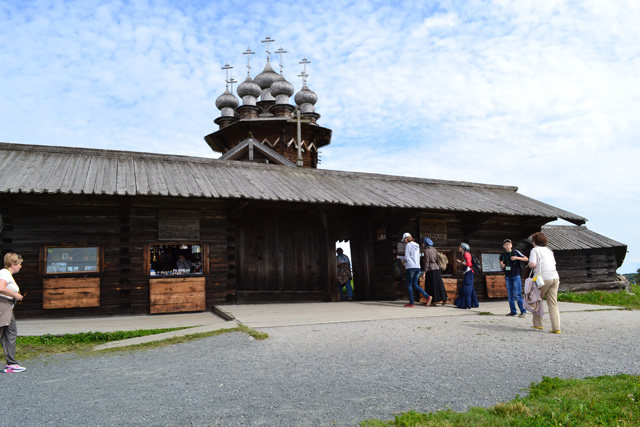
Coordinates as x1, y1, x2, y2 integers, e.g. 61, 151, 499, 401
437, 251, 448, 271
470, 253, 482, 273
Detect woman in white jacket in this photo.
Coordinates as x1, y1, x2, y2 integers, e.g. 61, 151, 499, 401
397, 233, 432, 307
528, 232, 561, 334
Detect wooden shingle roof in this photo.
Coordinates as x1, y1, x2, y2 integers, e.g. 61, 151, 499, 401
541, 225, 625, 251
0, 142, 586, 224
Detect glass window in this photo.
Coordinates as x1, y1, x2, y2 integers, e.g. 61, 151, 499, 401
45, 247, 100, 274
150, 243, 203, 276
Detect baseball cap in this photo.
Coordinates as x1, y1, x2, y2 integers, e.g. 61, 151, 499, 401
401, 232, 412, 241
503, 239, 512, 244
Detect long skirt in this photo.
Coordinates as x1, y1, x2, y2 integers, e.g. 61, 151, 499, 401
425, 269, 447, 303
454, 271, 479, 309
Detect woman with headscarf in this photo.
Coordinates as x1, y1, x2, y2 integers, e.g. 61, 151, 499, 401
420, 237, 447, 306
454, 243, 479, 309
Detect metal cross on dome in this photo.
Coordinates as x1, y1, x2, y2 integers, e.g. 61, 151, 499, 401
298, 58, 311, 85
275, 47, 287, 75
229, 77, 238, 93
242, 48, 255, 76
221, 63, 233, 90
261, 36, 274, 62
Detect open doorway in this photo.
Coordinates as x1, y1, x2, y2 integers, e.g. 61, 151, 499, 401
335, 241, 354, 301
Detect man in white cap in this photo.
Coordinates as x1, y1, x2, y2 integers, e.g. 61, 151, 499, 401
397, 233, 432, 307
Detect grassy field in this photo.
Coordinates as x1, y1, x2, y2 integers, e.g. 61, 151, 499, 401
360, 374, 640, 427
558, 282, 640, 310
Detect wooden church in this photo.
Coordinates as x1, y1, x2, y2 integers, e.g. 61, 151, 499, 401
0, 38, 625, 318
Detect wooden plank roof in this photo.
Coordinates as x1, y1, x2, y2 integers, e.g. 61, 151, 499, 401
541, 225, 626, 251
0, 142, 586, 224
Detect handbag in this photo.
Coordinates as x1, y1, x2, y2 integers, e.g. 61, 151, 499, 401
532, 248, 545, 287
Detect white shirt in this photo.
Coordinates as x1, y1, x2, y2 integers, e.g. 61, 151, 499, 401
0, 268, 19, 300
399, 241, 421, 269
529, 247, 560, 281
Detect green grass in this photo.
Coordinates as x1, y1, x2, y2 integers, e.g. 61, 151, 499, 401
360, 374, 640, 426
17, 323, 268, 359
558, 283, 640, 310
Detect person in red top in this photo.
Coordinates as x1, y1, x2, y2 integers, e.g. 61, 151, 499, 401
454, 243, 479, 309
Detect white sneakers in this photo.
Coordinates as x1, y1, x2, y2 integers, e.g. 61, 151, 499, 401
4, 364, 26, 373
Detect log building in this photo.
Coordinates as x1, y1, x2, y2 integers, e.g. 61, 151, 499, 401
0, 39, 624, 318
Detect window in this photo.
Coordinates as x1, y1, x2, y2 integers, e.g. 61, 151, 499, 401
45, 247, 100, 274
149, 243, 203, 276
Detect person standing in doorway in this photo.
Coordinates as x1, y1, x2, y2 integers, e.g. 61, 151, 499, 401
398, 233, 432, 307
0, 252, 26, 373
336, 248, 353, 301
529, 232, 561, 334
454, 243, 479, 309
499, 239, 528, 318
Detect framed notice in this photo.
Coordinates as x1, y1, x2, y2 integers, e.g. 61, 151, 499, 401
419, 219, 447, 244
481, 253, 503, 273
158, 210, 200, 241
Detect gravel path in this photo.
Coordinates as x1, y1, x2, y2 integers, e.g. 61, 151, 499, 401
4, 309, 639, 426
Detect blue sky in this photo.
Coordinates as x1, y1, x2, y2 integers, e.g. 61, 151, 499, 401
1, 0, 639, 274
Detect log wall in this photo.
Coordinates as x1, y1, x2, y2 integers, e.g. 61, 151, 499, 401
0, 193, 234, 318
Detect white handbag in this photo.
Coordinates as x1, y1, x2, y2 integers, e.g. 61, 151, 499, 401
532, 248, 545, 287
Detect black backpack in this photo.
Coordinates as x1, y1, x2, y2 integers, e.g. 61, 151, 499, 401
470, 253, 482, 273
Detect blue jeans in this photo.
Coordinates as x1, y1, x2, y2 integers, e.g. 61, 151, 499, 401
340, 280, 353, 301
505, 275, 526, 314
406, 268, 429, 305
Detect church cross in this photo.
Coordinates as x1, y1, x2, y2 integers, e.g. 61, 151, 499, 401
242, 48, 255, 76
261, 36, 274, 62
299, 58, 311, 85
275, 47, 287, 75
221, 63, 233, 90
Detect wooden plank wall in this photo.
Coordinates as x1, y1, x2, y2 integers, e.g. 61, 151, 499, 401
555, 248, 621, 291
235, 204, 330, 302
485, 275, 508, 298
0, 193, 234, 318
43, 277, 100, 309
386, 212, 538, 301
149, 277, 205, 314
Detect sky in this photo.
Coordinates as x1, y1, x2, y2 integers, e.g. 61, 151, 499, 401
1, 0, 638, 274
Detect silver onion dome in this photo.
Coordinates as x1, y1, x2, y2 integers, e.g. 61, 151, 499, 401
270, 75, 295, 104
254, 62, 280, 89
254, 62, 279, 101
237, 76, 261, 106
215, 89, 239, 116
295, 84, 318, 113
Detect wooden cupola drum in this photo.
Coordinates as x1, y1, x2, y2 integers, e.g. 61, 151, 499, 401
204, 37, 332, 168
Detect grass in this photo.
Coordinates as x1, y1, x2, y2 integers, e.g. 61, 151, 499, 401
360, 374, 640, 426
558, 283, 640, 310
16, 323, 268, 359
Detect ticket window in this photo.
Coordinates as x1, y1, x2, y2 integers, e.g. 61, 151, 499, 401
149, 244, 204, 276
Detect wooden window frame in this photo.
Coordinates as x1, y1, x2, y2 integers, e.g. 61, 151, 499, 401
144, 242, 209, 276
41, 246, 103, 275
